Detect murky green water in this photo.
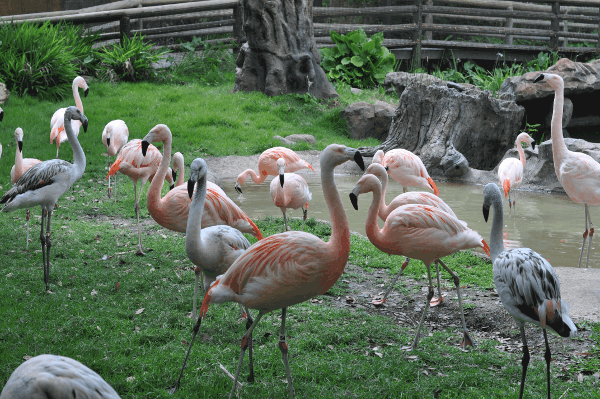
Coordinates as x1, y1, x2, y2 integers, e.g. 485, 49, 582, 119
225, 175, 598, 269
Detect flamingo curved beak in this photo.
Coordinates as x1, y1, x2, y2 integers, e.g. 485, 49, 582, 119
354, 151, 365, 171
531, 141, 536, 150
169, 184, 174, 191
141, 140, 150, 157
84, 88, 89, 97
349, 192, 359, 210
533, 74, 544, 83
235, 182, 242, 194
106, 137, 111, 147
279, 174, 284, 188
0, 110, 3, 122
483, 205, 490, 222
172, 170, 177, 183
82, 118, 88, 133
18, 141, 23, 153
187, 179, 195, 199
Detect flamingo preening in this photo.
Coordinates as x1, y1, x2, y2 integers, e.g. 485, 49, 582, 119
365, 162, 465, 307
350, 174, 490, 350
270, 158, 312, 232
0, 354, 120, 399
497, 132, 535, 209
234, 147, 315, 194
10, 128, 42, 249
372, 149, 440, 196
483, 183, 577, 399
172, 151, 185, 187
171, 144, 364, 398
1, 106, 88, 291
50, 76, 89, 159
101, 119, 129, 200
534, 73, 600, 268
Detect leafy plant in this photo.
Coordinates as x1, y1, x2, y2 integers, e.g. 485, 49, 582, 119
96, 33, 170, 82
320, 28, 396, 89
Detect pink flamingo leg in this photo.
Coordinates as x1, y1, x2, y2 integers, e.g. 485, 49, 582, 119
107, 155, 112, 199
44, 209, 54, 291
40, 210, 47, 288
229, 311, 266, 398
373, 257, 410, 306
26, 209, 31, 250
133, 181, 145, 256
302, 206, 308, 232
578, 204, 590, 268
430, 260, 444, 307
518, 326, 530, 399
278, 308, 295, 399
402, 261, 434, 351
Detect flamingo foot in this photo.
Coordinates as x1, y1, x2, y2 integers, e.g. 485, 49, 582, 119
460, 332, 475, 349
372, 297, 386, 306
237, 311, 248, 323
108, 186, 112, 199
135, 248, 146, 256
430, 296, 443, 307
400, 344, 416, 352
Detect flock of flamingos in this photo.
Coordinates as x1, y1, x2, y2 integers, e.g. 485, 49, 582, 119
0, 72, 594, 398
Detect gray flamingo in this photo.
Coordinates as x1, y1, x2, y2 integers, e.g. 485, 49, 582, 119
1, 106, 88, 291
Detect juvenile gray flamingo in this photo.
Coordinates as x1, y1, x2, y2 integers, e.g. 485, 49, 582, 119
1, 106, 88, 291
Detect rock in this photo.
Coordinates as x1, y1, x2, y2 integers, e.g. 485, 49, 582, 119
340, 101, 395, 141
440, 144, 469, 177
0, 82, 9, 104
359, 80, 525, 173
383, 71, 480, 98
351, 88, 363, 94
207, 169, 225, 191
273, 134, 316, 146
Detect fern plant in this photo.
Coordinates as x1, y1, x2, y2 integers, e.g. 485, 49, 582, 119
319, 28, 396, 89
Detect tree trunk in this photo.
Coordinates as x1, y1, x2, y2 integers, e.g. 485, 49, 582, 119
234, 0, 338, 99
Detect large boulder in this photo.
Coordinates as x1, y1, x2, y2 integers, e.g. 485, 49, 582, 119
340, 100, 396, 141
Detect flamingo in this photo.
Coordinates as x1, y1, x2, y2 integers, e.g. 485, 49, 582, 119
365, 162, 465, 307
170, 144, 365, 398
482, 182, 577, 399
0, 354, 120, 399
106, 138, 175, 256
372, 149, 440, 196
141, 125, 263, 240
1, 106, 88, 291
270, 158, 312, 232
10, 128, 42, 249
0, 106, 3, 157
498, 132, 536, 209
349, 174, 490, 350
534, 73, 600, 268
234, 147, 315, 193
172, 151, 185, 187
101, 120, 129, 200
50, 76, 89, 159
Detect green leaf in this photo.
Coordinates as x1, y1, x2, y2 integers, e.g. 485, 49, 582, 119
341, 57, 351, 65
350, 56, 364, 67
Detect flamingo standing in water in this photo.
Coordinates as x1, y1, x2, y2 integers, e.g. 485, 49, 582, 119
0, 354, 120, 399
373, 149, 440, 196
497, 132, 536, 209
50, 76, 89, 159
365, 162, 465, 307
1, 107, 88, 291
270, 158, 312, 232
141, 125, 263, 238
171, 144, 364, 398
483, 183, 577, 399
101, 120, 129, 200
106, 138, 175, 256
350, 174, 490, 349
534, 73, 600, 268
234, 147, 315, 194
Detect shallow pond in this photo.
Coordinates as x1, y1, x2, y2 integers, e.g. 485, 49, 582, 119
224, 174, 599, 269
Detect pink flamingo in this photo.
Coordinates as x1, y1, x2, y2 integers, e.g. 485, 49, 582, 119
10, 128, 42, 249
270, 158, 312, 232
365, 162, 464, 307
106, 139, 175, 256
172, 151, 185, 187
535, 73, 600, 268
234, 147, 315, 193
101, 120, 129, 200
497, 132, 535, 209
350, 174, 490, 350
50, 76, 89, 159
141, 125, 264, 239
170, 144, 365, 398
373, 149, 440, 196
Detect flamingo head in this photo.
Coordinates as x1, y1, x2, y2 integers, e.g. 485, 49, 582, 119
74, 76, 89, 97
188, 158, 208, 199
64, 106, 88, 133
533, 73, 564, 91
349, 174, 381, 211
372, 149, 384, 164
0, 106, 3, 122
142, 124, 171, 157
321, 144, 365, 172
104, 127, 112, 149
516, 132, 536, 151
277, 158, 286, 187
365, 162, 387, 180
482, 183, 503, 222
14, 128, 23, 152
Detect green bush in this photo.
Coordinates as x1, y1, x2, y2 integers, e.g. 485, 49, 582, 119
319, 28, 395, 89
96, 33, 170, 82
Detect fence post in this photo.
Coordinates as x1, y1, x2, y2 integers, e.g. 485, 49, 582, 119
137, 3, 143, 31
120, 16, 131, 45
550, 1, 560, 50
233, 2, 244, 55
313, 0, 322, 23
563, 12, 568, 47
597, 7, 600, 49
505, 4, 513, 45
424, 0, 432, 41
412, 0, 423, 71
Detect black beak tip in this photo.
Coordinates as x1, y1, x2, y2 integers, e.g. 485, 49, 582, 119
169, 184, 174, 191
106, 137, 111, 147
531, 142, 536, 150
235, 186, 242, 194
84, 88, 89, 97
354, 151, 365, 171
279, 174, 284, 188
187, 180, 194, 199
349, 193, 358, 211
0, 111, 3, 122
172, 170, 177, 182
533, 74, 544, 83
18, 141, 23, 152
141, 140, 150, 157
82, 120, 88, 133
483, 206, 489, 223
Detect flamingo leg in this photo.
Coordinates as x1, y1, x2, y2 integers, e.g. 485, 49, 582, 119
437, 259, 474, 348
403, 262, 434, 351
508, 190, 512, 209
40, 209, 47, 288
278, 308, 296, 399
373, 257, 410, 306
45, 208, 53, 291
518, 326, 530, 399
114, 169, 118, 202
245, 308, 255, 383
192, 268, 201, 319
26, 208, 30, 250
430, 259, 443, 307
585, 205, 594, 269
229, 311, 266, 399
282, 210, 289, 232
133, 181, 145, 256
577, 204, 589, 268
302, 207, 308, 232
108, 155, 112, 199
543, 329, 552, 399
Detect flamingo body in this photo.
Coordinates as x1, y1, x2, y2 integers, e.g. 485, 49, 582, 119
50, 76, 89, 158
374, 148, 440, 196
270, 158, 312, 231
101, 120, 129, 157
497, 132, 535, 207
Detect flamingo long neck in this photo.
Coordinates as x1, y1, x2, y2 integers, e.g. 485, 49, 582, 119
186, 175, 206, 262
378, 172, 390, 220
73, 81, 84, 113
147, 134, 172, 209
517, 140, 526, 169
365, 182, 386, 245
321, 158, 350, 262
242, 169, 266, 184
551, 80, 568, 163
177, 162, 185, 186
64, 116, 85, 181
14, 140, 23, 178
489, 190, 506, 261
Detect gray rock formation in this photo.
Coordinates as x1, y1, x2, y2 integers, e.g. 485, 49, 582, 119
358, 80, 525, 174
340, 100, 396, 141
383, 71, 479, 98
273, 134, 316, 146
233, 0, 338, 100
440, 144, 469, 177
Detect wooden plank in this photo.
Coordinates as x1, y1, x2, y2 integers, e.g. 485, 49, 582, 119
313, 22, 417, 36
505, 4, 513, 45
550, 2, 560, 49
139, 9, 233, 23
420, 23, 553, 37
79, 0, 141, 13
422, 5, 555, 19
143, 25, 232, 41
312, 5, 416, 18
131, 19, 234, 36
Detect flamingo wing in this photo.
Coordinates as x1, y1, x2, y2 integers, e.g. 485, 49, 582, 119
1, 160, 71, 204
387, 204, 464, 236
205, 187, 263, 239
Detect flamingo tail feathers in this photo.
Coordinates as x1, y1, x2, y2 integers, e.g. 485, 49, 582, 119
199, 285, 215, 319
107, 158, 122, 179
481, 239, 491, 257
502, 179, 510, 198
427, 177, 440, 196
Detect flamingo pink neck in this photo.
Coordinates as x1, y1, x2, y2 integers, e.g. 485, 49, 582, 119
516, 140, 526, 169
176, 163, 185, 186
147, 133, 173, 209
364, 181, 386, 246
13, 140, 23, 183
551, 81, 567, 162
73, 81, 84, 114
241, 169, 267, 185
377, 171, 391, 220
